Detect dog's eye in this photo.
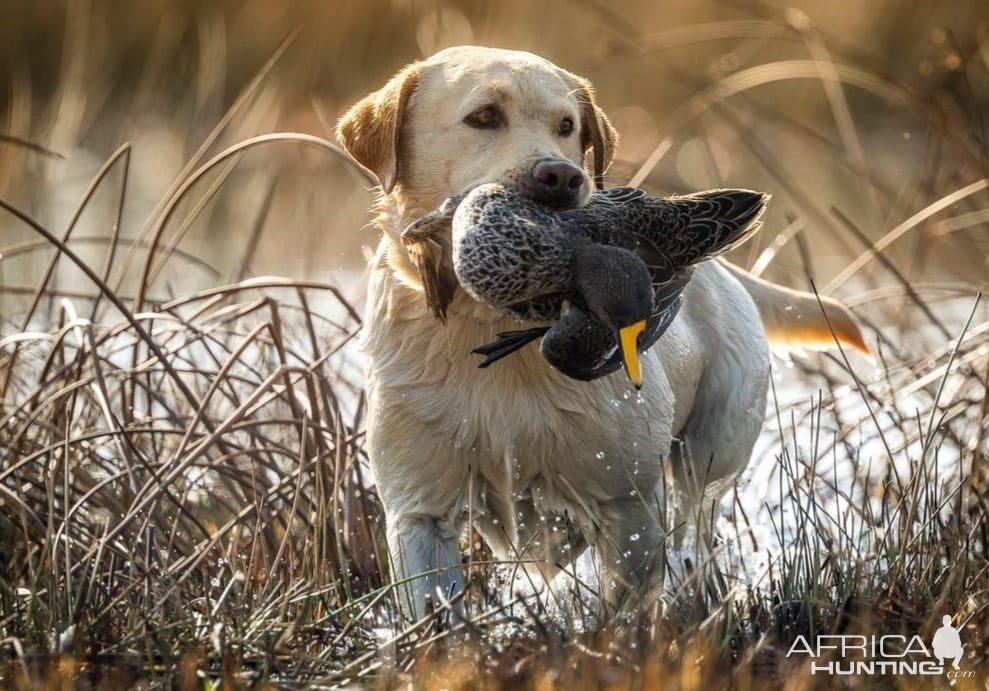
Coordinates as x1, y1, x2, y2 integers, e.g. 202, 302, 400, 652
464, 105, 504, 130
558, 117, 574, 137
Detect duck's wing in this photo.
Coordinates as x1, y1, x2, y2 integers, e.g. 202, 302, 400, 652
401, 199, 463, 322
559, 187, 656, 246
472, 327, 550, 368
574, 187, 768, 266
654, 189, 769, 265
637, 267, 691, 351
588, 186, 650, 206
633, 238, 678, 284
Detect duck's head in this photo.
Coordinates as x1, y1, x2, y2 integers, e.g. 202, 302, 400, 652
574, 245, 654, 389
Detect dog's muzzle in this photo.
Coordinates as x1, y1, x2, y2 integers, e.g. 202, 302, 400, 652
519, 157, 588, 210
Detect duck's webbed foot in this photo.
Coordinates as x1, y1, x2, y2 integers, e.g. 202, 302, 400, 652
472, 327, 550, 368
540, 309, 617, 381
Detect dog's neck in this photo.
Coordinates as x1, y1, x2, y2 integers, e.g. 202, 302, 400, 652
373, 188, 434, 286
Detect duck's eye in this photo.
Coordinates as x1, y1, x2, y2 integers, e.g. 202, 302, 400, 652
558, 117, 574, 137
464, 105, 504, 130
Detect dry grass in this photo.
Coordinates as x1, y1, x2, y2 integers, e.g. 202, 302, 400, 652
1, 1, 989, 688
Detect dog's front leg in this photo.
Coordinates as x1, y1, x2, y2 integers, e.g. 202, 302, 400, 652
366, 392, 468, 623
594, 495, 666, 611
386, 512, 464, 621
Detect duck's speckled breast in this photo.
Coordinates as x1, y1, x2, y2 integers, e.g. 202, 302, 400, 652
451, 185, 576, 319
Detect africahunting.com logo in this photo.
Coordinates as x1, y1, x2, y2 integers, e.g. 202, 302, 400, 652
786, 615, 974, 678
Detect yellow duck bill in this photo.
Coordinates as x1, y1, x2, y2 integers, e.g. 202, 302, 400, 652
618, 319, 647, 389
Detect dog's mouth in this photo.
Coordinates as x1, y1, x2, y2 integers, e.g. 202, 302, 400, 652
481, 160, 590, 212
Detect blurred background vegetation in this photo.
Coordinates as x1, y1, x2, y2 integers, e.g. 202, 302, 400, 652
1, 0, 987, 302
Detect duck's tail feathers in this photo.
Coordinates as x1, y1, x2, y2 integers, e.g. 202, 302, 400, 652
721, 261, 872, 357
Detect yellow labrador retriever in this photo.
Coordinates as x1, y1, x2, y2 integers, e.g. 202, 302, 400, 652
337, 46, 868, 618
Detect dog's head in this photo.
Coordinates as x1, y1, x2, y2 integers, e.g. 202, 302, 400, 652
337, 46, 617, 215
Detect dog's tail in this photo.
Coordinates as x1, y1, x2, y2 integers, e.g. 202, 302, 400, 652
721, 261, 872, 357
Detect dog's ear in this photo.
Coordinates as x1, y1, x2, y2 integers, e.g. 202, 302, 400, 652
569, 75, 618, 189
337, 64, 422, 194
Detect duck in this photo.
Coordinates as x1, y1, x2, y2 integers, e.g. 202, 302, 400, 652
402, 183, 768, 387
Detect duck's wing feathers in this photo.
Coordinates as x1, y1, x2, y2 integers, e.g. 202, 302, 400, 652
657, 189, 769, 265
589, 186, 650, 206
639, 267, 691, 349
633, 238, 679, 284
562, 187, 658, 245
576, 187, 768, 266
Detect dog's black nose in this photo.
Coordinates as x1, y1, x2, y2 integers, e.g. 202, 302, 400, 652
529, 158, 586, 208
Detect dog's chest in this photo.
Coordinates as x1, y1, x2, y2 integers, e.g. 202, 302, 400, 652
363, 273, 676, 499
